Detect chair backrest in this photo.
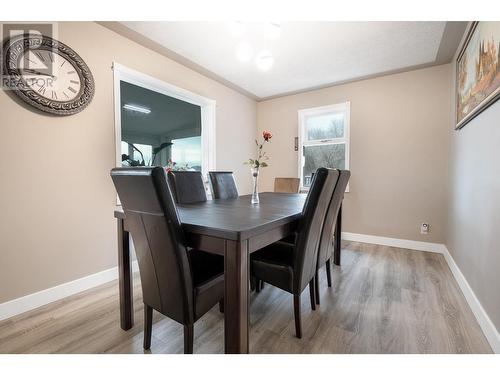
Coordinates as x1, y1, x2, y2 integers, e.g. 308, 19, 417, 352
274, 177, 300, 193
167, 171, 207, 204
293, 168, 339, 293
316, 170, 351, 269
209, 171, 239, 199
110, 167, 194, 325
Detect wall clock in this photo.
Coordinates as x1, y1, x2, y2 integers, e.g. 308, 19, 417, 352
2, 34, 94, 115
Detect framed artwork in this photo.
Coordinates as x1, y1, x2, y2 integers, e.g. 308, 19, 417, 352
456, 21, 500, 129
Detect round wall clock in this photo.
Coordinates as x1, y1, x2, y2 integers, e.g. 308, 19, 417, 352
2, 35, 94, 115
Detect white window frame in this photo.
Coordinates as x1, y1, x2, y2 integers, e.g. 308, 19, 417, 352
113, 62, 216, 176
297, 102, 350, 192
112, 63, 216, 204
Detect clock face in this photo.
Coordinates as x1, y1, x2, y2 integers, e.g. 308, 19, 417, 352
3, 35, 94, 115
21, 49, 82, 102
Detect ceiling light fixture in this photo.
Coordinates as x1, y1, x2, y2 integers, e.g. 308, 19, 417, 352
235, 42, 254, 62
255, 50, 274, 71
123, 104, 151, 114
266, 22, 281, 39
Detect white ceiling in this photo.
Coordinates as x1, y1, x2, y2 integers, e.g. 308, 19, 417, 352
120, 22, 448, 99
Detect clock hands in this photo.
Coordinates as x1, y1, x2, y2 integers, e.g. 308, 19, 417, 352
19, 68, 56, 78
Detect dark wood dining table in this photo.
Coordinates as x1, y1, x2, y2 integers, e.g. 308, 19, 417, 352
114, 192, 343, 354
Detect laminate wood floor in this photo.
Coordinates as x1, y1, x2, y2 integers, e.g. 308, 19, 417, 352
0, 241, 492, 354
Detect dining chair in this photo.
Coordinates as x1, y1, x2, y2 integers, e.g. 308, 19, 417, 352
265, 177, 302, 250
314, 170, 350, 305
167, 170, 207, 204
110, 167, 224, 354
274, 177, 300, 193
208, 171, 239, 199
250, 168, 340, 338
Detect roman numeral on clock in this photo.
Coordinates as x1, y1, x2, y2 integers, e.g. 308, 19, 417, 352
68, 86, 77, 94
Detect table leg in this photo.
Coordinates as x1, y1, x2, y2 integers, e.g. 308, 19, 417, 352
224, 239, 249, 354
333, 203, 342, 266
117, 217, 134, 330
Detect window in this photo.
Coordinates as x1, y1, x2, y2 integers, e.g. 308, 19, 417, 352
298, 102, 350, 190
114, 63, 216, 179
171, 136, 202, 171
121, 141, 153, 166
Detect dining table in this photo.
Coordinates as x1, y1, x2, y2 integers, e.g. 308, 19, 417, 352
114, 192, 343, 354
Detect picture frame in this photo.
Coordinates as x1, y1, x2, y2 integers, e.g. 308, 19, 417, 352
456, 21, 500, 129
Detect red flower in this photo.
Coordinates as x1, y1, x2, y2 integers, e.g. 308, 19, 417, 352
165, 167, 172, 173
263, 131, 272, 142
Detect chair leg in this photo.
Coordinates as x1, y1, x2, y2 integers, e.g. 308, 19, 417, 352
315, 270, 320, 305
143, 304, 153, 350
309, 279, 316, 310
250, 276, 256, 291
293, 294, 302, 339
219, 299, 224, 313
333, 205, 342, 266
326, 259, 332, 287
255, 278, 261, 293
184, 324, 194, 354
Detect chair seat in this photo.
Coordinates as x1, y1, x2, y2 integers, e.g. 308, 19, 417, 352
189, 250, 224, 286
251, 241, 295, 293
279, 233, 296, 244
189, 250, 224, 320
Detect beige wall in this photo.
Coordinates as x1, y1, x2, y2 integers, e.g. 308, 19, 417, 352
446, 28, 500, 331
1, 22, 496, 334
257, 64, 451, 243
0, 22, 257, 304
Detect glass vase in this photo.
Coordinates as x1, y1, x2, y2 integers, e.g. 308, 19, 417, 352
251, 167, 260, 204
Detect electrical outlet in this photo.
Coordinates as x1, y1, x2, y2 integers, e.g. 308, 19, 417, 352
420, 222, 430, 234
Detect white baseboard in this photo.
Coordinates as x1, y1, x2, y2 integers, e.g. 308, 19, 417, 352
342, 232, 446, 253
1, 232, 498, 354
0, 261, 138, 322
343, 231, 499, 353
441, 246, 500, 353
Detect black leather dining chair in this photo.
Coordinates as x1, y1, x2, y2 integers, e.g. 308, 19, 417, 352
208, 171, 239, 199
314, 170, 350, 305
110, 167, 224, 354
250, 168, 339, 338
167, 171, 207, 204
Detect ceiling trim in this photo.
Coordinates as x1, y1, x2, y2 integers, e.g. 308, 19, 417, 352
435, 21, 468, 64
97, 21, 259, 100
258, 62, 446, 101
260, 22, 468, 101
97, 21, 467, 102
